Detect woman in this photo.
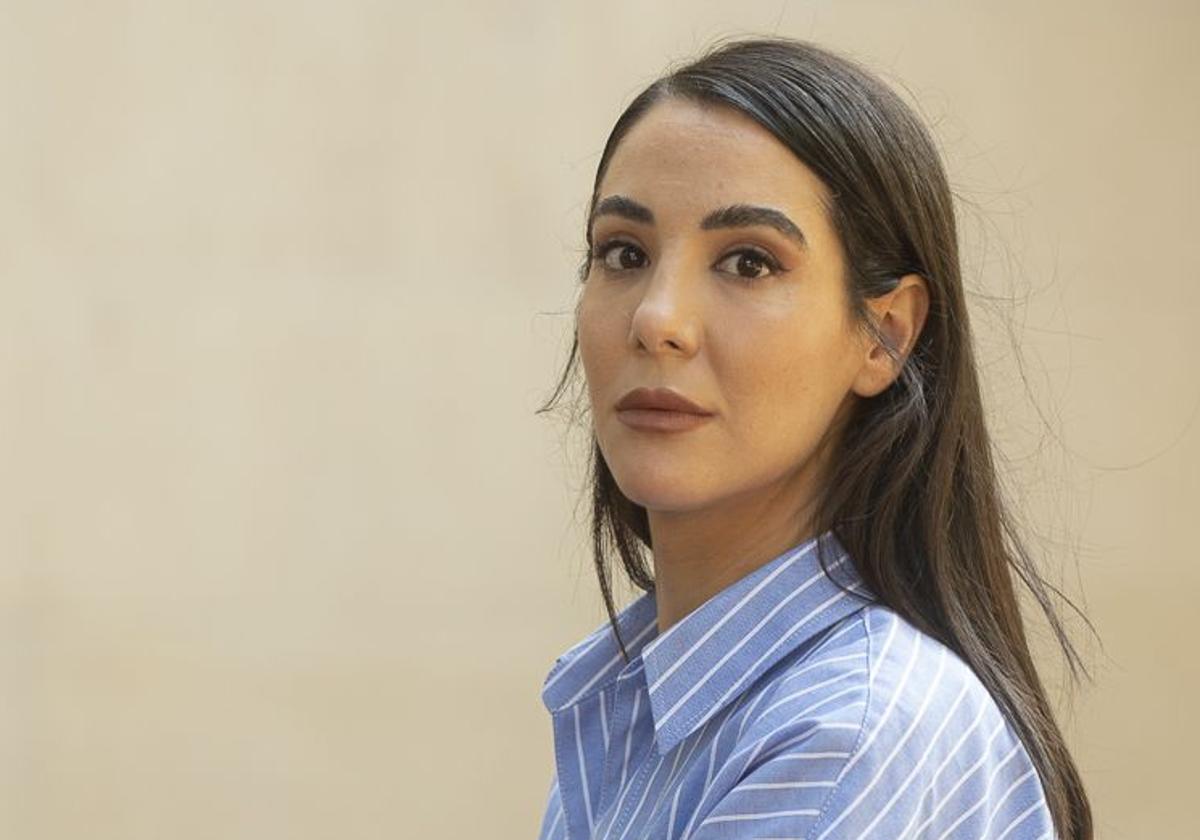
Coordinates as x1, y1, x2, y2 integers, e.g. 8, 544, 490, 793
536, 36, 1093, 840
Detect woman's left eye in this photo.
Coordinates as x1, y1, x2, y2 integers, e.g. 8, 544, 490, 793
715, 248, 782, 282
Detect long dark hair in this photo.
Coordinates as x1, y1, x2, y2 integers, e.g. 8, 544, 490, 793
537, 35, 1095, 840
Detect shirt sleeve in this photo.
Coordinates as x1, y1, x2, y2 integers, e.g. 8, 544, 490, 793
685, 648, 1057, 840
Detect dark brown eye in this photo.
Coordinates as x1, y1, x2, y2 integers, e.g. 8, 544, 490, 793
715, 248, 781, 282
595, 240, 647, 271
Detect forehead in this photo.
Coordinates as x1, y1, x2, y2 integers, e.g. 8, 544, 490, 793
597, 97, 832, 222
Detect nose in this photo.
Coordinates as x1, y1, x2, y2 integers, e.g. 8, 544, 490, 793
627, 256, 701, 357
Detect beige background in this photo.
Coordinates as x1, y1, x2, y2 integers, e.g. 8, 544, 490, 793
1, 1, 1196, 838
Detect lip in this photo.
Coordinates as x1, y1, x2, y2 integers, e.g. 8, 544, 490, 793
615, 387, 715, 433
615, 387, 713, 415
616, 408, 714, 432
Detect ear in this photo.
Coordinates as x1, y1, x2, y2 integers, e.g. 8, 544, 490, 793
850, 273, 930, 398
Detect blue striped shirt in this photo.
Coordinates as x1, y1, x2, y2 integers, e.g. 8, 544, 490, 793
537, 530, 1056, 839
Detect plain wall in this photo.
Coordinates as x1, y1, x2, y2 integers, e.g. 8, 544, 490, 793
1, 1, 1196, 837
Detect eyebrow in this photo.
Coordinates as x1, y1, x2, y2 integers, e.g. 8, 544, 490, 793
588, 194, 808, 249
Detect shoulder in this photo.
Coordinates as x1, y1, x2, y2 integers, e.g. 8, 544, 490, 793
692, 605, 1056, 840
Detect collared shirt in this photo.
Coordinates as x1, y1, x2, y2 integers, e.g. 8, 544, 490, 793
536, 530, 1056, 840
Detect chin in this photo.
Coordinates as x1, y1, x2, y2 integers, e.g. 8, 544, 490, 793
611, 470, 711, 513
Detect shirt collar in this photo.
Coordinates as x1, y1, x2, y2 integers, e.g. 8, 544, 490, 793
540, 529, 876, 754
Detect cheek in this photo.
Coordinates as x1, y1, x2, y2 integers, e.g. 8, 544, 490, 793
719, 320, 856, 438
576, 293, 621, 388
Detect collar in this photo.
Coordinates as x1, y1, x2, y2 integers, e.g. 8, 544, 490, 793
540, 529, 876, 754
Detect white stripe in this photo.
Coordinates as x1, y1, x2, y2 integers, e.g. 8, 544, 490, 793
546, 800, 562, 839
984, 768, 1039, 838
618, 691, 641, 792
599, 689, 609, 751
668, 785, 683, 840
773, 751, 851, 760
705, 731, 719, 784
616, 659, 646, 682
865, 608, 898, 698
701, 808, 822, 825
726, 712, 866, 770
732, 709, 866, 783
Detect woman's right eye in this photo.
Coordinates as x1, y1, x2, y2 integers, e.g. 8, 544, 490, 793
593, 240, 648, 272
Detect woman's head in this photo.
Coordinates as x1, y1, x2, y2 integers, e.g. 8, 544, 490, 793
540, 35, 1092, 839
577, 94, 929, 530
566, 35, 967, 558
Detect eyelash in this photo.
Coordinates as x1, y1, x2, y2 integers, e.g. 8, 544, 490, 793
590, 238, 784, 284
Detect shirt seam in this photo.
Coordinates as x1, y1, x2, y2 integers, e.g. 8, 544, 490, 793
551, 712, 571, 840
802, 605, 876, 840
596, 686, 617, 817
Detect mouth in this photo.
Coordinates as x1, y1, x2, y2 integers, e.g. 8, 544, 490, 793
615, 407, 714, 433
614, 386, 714, 416
613, 387, 715, 433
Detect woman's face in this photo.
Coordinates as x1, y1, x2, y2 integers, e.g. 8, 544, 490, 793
577, 97, 876, 516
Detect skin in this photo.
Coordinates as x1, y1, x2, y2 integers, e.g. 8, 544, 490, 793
577, 97, 929, 635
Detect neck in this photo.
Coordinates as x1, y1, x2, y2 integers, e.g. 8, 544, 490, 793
648, 469, 821, 635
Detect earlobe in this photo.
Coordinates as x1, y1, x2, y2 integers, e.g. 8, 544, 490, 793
850, 274, 930, 398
